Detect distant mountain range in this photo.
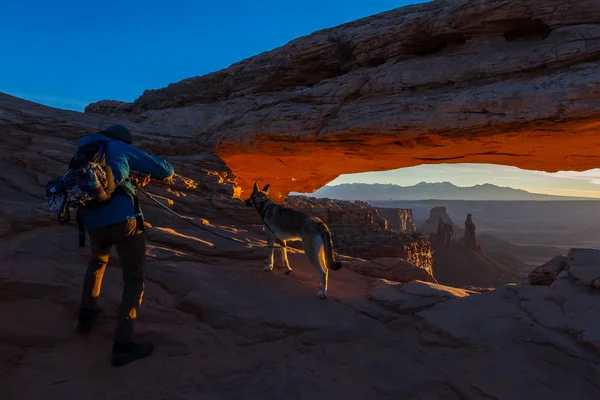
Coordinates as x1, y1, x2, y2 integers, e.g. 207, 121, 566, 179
307, 182, 593, 201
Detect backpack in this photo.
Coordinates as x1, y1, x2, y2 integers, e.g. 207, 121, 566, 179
45, 141, 134, 247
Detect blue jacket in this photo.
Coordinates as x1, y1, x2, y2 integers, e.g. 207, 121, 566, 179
78, 134, 175, 231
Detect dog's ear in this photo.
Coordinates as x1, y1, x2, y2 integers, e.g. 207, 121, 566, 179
262, 184, 270, 194
253, 182, 259, 193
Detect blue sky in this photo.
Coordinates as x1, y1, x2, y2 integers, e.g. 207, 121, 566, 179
0, 0, 414, 109
2, 0, 599, 198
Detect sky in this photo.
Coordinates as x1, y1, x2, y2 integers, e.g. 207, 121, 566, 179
2, 0, 599, 198
0, 0, 413, 109
327, 164, 600, 198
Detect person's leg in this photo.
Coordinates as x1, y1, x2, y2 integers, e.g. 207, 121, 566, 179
110, 219, 153, 366
77, 227, 112, 334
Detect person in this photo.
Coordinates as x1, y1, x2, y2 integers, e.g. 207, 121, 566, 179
75, 124, 174, 367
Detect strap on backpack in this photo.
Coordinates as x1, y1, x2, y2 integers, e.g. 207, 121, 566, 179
74, 178, 146, 248
116, 183, 146, 234
74, 182, 144, 248
76, 206, 86, 247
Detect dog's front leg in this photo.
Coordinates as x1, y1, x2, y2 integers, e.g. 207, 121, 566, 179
264, 235, 275, 272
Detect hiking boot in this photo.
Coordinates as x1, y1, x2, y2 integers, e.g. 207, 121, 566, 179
111, 341, 154, 367
76, 308, 100, 334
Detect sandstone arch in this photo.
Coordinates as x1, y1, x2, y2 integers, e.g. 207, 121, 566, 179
85, 0, 600, 200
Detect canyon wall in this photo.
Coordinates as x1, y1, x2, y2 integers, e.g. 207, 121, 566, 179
424, 209, 520, 287
419, 206, 458, 236
374, 208, 416, 233
285, 196, 433, 275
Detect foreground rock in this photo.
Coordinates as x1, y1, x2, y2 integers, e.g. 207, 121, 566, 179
416, 279, 600, 398
87, 0, 600, 199
529, 254, 568, 285
566, 248, 600, 288
368, 279, 471, 314
529, 249, 600, 288
344, 258, 437, 284
3, 222, 600, 399
2, 94, 600, 399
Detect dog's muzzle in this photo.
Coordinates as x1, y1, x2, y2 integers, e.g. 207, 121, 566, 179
244, 199, 253, 207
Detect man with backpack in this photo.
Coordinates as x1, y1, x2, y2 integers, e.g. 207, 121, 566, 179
68, 124, 174, 366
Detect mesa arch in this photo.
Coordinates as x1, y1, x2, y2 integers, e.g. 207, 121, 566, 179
85, 0, 600, 200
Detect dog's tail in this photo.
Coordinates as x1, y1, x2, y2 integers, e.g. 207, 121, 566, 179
317, 222, 342, 271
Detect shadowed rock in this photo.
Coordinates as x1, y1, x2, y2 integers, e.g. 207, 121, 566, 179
463, 213, 479, 250
529, 255, 568, 285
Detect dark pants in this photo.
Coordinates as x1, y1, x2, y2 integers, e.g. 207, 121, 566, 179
80, 219, 146, 343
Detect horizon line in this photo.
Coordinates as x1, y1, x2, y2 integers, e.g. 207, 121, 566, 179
315, 181, 600, 199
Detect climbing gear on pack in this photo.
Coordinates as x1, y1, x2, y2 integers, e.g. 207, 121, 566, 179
45, 140, 140, 247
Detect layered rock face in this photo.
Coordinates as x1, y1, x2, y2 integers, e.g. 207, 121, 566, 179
284, 196, 389, 230
375, 207, 416, 233
86, 0, 600, 200
284, 196, 434, 278
429, 217, 455, 248
424, 209, 520, 287
419, 206, 458, 236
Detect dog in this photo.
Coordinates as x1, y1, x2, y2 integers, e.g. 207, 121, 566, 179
245, 182, 342, 299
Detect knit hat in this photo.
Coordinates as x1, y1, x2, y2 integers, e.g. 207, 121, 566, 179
101, 124, 132, 144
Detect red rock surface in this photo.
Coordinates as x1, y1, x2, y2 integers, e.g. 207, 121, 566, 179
375, 207, 416, 233
284, 196, 389, 230
86, 0, 600, 200
3, 0, 600, 396
2, 89, 600, 399
345, 258, 438, 284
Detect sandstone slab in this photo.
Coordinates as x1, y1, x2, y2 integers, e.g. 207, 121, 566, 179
566, 248, 600, 288
345, 257, 437, 283
2, 0, 600, 397
528, 254, 568, 285
368, 279, 471, 314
